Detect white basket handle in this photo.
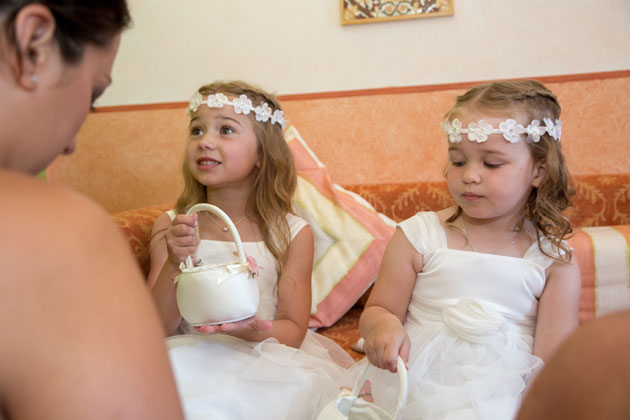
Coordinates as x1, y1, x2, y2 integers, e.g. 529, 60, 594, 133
183, 203, 247, 270
351, 356, 408, 420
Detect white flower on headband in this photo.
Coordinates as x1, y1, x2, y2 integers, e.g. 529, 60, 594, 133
232, 95, 253, 115
525, 120, 546, 143
544, 118, 562, 141
442, 119, 463, 143
467, 120, 493, 143
499, 119, 526, 143
255, 103, 272, 122
187, 91, 204, 114
207, 93, 229, 107
442, 118, 562, 144
271, 110, 285, 128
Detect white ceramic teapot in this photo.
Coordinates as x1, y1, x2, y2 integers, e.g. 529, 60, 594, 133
174, 203, 259, 326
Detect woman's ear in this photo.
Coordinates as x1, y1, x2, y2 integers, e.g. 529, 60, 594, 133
11, 4, 56, 90
531, 161, 547, 188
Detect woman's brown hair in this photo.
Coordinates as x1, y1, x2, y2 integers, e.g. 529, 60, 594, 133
1, 0, 131, 63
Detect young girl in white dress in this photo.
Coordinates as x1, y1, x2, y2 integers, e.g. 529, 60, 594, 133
351, 80, 582, 419
148, 81, 354, 419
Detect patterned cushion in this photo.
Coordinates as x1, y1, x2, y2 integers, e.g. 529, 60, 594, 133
112, 203, 172, 276
286, 126, 396, 328
345, 174, 630, 227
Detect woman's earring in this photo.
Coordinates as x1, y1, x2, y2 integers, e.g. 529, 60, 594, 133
30, 75, 38, 85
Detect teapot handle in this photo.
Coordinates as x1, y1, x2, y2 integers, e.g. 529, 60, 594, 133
350, 356, 408, 420
183, 203, 247, 270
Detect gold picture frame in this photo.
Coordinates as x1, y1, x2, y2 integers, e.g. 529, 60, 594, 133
341, 0, 454, 25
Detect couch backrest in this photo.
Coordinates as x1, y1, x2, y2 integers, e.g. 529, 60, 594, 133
345, 175, 630, 227
47, 72, 630, 214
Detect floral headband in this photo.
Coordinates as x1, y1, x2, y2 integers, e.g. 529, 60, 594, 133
187, 91, 286, 129
442, 118, 562, 144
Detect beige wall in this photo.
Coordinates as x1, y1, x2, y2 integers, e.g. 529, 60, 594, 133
99, 0, 630, 107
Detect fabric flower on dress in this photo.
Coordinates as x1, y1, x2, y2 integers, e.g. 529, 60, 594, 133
232, 95, 254, 115
498, 119, 526, 143
466, 120, 493, 143
255, 102, 272, 122
442, 119, 463, 143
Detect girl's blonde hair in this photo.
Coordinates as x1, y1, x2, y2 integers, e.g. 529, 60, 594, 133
176, 80, 297, 272
444, 80, 575, 261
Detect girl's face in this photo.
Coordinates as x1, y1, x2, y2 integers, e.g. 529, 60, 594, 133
186, 104, 260, 192
445, 111, 546, 222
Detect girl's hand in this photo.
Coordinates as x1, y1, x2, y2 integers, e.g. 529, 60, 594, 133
363, 319, 410, 373
194, 316, 273, 336
164, 213, 199, 266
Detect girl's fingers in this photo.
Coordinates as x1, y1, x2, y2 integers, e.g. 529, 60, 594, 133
172, 214, 197, 228
195, 325, 219, 334
400, 336, 411, 370
218, 317, 273, 333
385, 344, 400, 373
172, 224, 196, 239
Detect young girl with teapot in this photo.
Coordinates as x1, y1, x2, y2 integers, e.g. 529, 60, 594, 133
148, 80, 354, 419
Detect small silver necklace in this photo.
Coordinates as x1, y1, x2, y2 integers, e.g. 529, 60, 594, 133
460, 216, 522, 254
205, 212, 248, 232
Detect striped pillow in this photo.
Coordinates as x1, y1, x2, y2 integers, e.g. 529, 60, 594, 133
569, 226, 630, 323
286, 126, 395, 328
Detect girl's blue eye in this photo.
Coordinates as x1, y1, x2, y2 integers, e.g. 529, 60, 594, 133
484, 162, 502, 169
190, 126, 203, 136
450, 160, 465, 167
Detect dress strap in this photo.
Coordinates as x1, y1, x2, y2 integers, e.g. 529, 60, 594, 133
286, 213, 309, 241
523, 236, 570, 269
398, 212, 448, 255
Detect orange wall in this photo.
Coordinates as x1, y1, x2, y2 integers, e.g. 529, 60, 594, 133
47, 72, 630, 213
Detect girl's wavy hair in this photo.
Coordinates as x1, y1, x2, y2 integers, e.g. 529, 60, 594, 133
176, 80, 296, 273
1, 0, 130, 64
444, 80, 575, 262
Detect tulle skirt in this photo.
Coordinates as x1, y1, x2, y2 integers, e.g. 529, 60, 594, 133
334, 301, 543, 420
168, 331, 354, 420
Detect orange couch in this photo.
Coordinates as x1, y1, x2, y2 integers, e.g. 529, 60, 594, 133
113, 174, 630, 361
46, 71, 630, 214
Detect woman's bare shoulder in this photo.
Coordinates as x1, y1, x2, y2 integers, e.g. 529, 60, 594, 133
0, 170, 114, 229
0, 170, 183, 418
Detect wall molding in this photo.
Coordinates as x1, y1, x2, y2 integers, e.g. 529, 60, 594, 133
94, 70, 630, 113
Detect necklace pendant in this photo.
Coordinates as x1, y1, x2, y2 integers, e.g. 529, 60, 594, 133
222, 226, 229, 232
